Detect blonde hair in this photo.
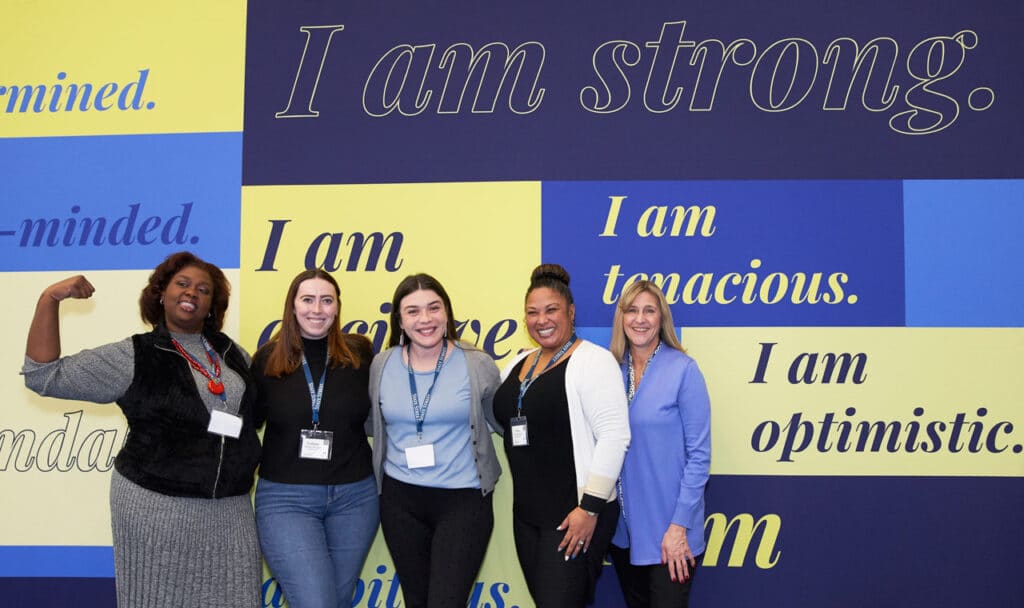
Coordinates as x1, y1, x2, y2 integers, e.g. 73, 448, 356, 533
609, 280, 685, 363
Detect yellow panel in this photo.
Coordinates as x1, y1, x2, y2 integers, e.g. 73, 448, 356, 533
0, 0, 245, 137
240, 182, 543, 363
1, 268, 243, 544
682, 327, 1024, 477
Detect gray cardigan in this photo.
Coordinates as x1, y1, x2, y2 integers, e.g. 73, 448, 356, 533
368, 341, 503, 495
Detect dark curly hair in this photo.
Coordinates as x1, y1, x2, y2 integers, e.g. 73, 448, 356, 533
139, 251, 230, 333
527, 263, 574, 306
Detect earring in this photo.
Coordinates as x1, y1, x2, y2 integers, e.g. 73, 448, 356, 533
159, 297, 164, 305
444, 325, 448, 339
399, 331, 405, 346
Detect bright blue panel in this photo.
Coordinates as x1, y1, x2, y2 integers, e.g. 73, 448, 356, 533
904, 180, 1024, 327
576, 326, 612, 349
0, 133, 241, 271
543, 181, 904, 327
0, 546, 113, 577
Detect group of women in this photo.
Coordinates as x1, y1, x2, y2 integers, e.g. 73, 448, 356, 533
23, 251, 711, 608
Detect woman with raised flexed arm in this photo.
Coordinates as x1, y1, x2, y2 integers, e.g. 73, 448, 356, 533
493, 263, 630, 607
22, 251, 262, 607
368, 273, 502, 608
607, 280, 712, 608
252, 269, 378, 608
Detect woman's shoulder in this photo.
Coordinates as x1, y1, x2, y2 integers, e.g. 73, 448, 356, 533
370, 345, 399, 370
659, 346, 698, 369
499, 346, 534, 379
573, 339, 617, 363
455, 341, 497, 364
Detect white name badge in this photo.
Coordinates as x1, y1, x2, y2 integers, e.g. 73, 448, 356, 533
207, 409, 243, 438
405, 443, 436, 469
299, 429, 334, 460
510, 415, 529, 447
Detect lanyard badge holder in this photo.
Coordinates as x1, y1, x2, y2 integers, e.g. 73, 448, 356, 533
511, 334, 577, 447
405, 340, 447, 469
299, 352, 334, 460
173, 336, 242, 439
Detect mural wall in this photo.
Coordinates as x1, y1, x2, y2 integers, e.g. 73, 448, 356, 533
3, 1, 1022, 606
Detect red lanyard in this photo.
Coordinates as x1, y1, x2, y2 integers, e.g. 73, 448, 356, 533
171, 336, 225, 397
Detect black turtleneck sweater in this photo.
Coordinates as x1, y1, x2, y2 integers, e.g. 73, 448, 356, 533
252, 335, 373, 485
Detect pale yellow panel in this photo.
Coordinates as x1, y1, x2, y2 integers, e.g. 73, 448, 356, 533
0, 268, 242, 545
682, 327, 1024, 477
240, 182, 542, 363
0, 0, 246, 137
241, 182, 539, 605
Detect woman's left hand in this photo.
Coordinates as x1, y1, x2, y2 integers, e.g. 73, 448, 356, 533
661, 524, 695, 583
556, 507, 598, 560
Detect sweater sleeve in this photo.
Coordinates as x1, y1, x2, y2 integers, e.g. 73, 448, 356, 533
22, 338, 135, 404
577, 344, 630, 510
250, 346, 270, 429
366, 350, 389, 438
671, 357, 712, 530
472, 350, 503, 435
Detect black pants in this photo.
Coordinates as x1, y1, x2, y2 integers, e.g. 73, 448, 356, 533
512, 501, 619, 608
379, 475, 494, 608
608, 544, 702, 608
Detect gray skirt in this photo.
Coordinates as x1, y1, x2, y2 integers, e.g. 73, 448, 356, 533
110, 469, 262, 608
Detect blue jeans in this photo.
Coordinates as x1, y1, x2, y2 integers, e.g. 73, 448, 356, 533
255, 475, 380, 608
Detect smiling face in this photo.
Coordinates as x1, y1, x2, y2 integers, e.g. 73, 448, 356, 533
525, 286, 575, 352
622, 289, 662, 352
399, 289, 448, 352
161, 265, 213, 334
293, 277, 339, 339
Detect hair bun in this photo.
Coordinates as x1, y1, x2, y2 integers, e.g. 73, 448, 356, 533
530, 263, 570, 287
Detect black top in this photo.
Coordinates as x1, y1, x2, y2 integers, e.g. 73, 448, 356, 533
493, 356, 579, 526
252, 335, 373, 485
117, 325, 261, 499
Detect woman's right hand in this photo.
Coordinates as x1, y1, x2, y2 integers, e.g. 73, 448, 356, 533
45, 275, 95, 302
27, 275, 96, 362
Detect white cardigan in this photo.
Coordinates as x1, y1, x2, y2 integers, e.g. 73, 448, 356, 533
501, 340, 630, 505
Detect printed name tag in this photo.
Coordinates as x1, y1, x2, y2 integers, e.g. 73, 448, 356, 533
510, 415, 529, 447
405, 443, 436, 469
299, 429, 334, 460
207, 409, 242, 438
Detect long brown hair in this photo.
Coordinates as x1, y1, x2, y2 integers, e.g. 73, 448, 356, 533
261, 269, 360, 377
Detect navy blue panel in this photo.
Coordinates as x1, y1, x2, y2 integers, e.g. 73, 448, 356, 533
243, 0, 1023, 184
687, 475, 1024, 607
0, 578, 115, 608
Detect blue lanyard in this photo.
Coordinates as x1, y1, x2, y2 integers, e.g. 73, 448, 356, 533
300, 351, 328, 428
516, 334, 577, 416
407, 339, 448, 438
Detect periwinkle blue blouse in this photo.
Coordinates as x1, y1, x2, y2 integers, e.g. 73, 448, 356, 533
611, 346, 712, 564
